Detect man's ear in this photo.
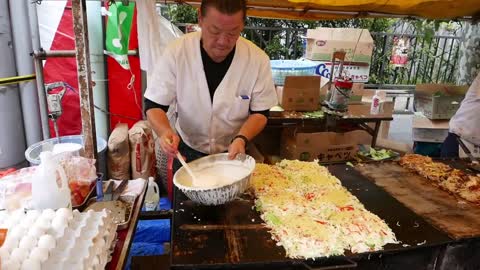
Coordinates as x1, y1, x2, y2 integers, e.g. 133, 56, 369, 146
198, 9, 203, 26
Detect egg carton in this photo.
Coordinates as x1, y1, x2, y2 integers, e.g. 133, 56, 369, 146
0, 208, 117, 270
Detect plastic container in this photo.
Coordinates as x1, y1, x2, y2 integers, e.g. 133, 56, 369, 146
144, 177, 160, 211
25, 135, 107, 179
31, 152, 71, 210
327, 79, 353, 111
370, 90, 381, 115
270, 60, 318, 85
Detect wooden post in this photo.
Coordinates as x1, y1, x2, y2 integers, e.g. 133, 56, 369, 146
71, 0, 97, 159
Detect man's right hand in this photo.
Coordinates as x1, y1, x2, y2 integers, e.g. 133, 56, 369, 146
159, 129, 180, 156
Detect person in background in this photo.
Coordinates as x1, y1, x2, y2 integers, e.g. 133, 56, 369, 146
441, 71, 480, 158
144, 0, 277, 167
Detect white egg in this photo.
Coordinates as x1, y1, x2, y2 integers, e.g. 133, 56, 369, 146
21, 258, 41, 270
9, 227, 24, 240
10, 210, 25, 224
10, 247, 28, 261
12, 209, 25, 217
19, 235, 36, 250
25, 210, 40, 223
38, 234, 56, 250
30, 247, 49, 262
42, 209, 56, 220
28, 225, 46, 239
34, 217, 51, 231
3, 236, 19, 251
3, 219, 15, 229
51, 216, 67, 235
0, 247, 10, 261
19, 218, 34, 229
3, 258, 21, 270
56, 208, 73, 220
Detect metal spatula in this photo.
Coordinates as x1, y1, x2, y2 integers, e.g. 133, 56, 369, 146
457, 137, 480, 172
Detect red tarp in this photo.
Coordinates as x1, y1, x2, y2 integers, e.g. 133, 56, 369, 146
42, 1, 142, 137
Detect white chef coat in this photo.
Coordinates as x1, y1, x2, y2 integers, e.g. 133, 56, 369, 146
144, 32, 278, 154
450, 72, 480, 146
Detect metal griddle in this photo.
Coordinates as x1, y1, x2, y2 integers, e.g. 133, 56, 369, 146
355, 159, 480, 239
170, 164, 453, 270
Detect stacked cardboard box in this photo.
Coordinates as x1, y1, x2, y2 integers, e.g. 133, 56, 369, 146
305, 28, 374, 83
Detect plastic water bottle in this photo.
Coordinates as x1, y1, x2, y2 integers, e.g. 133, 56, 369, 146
144, 177, 160, 211
370, 90, 381, 115
32, 151, 71, 210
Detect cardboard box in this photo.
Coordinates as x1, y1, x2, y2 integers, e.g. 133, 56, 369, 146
412, 116, 449, 143
306, 28, 373, 83
345, 102, 394, 144
415, 84, 469, 120
313, 61, 370, 82
305, 28, 374, 63
281, 129, 372, 162
281, 76, 321, 111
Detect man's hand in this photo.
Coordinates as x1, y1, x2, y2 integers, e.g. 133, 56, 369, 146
159, 129, 180, 156
228, 137, 246, 160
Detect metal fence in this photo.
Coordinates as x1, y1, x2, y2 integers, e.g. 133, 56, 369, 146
176, 24, 463, 86
242, 26, 307, 60
369, 33, 462, 86
244, 27, 463, 86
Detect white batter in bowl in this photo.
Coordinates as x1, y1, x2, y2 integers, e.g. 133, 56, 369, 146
173, 153, 255, 205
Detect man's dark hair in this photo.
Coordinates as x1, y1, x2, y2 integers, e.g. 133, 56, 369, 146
200, 0, 247, 21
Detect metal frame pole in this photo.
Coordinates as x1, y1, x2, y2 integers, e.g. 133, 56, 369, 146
27, 1, 50, 140
71, 0, 98, 160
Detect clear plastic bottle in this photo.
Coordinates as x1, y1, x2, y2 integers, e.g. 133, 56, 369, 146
144, 177, 160, 211
32, 151, 71, 210
370, 90, 381, 115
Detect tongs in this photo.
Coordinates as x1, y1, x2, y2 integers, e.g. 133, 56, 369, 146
457, 137, 480, 172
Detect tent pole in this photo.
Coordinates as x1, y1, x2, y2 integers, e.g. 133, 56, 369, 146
27, 1, 50, 140
9, 0, 43, 147
71, 0, 98, 160
33, 49, 138, 59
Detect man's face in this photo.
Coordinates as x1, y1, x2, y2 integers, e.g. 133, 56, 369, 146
198, 6, 244, 62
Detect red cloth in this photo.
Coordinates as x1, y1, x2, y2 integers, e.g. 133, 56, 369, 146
42, 2, 143, 137
42, 1, 81, 137
107, 7, 143, 130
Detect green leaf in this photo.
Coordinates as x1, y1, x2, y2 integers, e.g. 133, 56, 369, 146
255, 201, 263, 212
265, 213, 281, 225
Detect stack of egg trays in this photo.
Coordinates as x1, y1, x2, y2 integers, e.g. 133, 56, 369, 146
0, 208, 117, 270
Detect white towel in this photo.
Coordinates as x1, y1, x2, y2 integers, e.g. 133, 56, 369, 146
110, 178, 146, 198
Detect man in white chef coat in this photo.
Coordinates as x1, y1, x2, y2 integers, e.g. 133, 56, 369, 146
441, 71, 480, 157
144, 0, 278, 164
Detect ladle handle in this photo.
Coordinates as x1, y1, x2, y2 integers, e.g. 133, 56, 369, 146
176, 152, 198, 184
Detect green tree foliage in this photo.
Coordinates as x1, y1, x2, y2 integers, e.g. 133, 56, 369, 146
164, 4, 198, 23
163, 4, 396, 60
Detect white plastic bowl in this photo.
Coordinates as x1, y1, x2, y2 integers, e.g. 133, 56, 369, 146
174, 153, 255, 205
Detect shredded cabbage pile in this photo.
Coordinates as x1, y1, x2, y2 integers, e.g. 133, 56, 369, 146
250, 160, 397, 259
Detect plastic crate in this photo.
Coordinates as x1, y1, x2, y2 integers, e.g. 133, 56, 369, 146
414, 94, 464, 120
270, 60, 317, 86
414, 84, 467, 120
